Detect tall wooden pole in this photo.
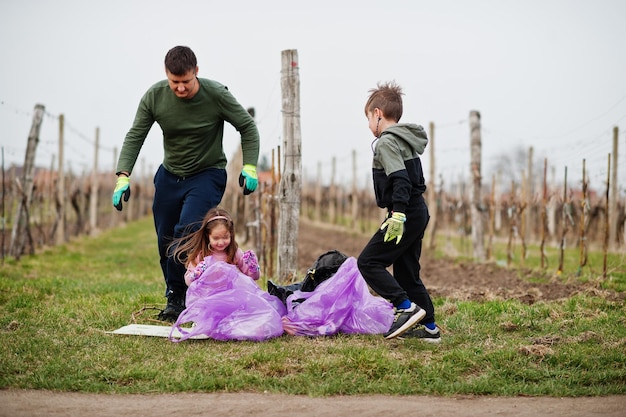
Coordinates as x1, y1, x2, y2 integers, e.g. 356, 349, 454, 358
487, 173, 495, 260
277, 49, 302, 282
427, 121, 437, 249
329, 157, 336, 224
494, 171, 501, 232
609, 126, 618, 249
9, 103, 45, 257
1, 147, 4, 262
540, 158, 547, 269
557, 167, 568, 275
603, 155, 610, 278
520, 169, 527, 267
578, 159, 588, 275
89, 127, 99, 235
469, 110, 484, 260
315, 162, 321, 222
56, 114, 66, 245
351, 150, 358, 229
526, 146, 534, 242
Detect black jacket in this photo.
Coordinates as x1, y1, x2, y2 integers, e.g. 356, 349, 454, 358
371, 123, 428, 213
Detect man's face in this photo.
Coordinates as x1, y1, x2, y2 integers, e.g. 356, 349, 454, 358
166, 68, 198, 99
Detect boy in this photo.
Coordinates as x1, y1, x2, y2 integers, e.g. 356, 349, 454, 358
357, 81, 440, 342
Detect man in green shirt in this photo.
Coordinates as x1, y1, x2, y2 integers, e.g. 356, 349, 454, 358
112, 45, 260, 321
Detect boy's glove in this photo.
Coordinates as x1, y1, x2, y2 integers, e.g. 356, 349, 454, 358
112, 176, 131, 211
238, 164, 258, 195
380, 212, 406, 244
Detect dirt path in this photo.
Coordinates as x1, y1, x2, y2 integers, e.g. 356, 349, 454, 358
2, 390, 625, 417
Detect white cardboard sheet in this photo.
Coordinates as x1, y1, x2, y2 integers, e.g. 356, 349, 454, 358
107, 324, 208, 339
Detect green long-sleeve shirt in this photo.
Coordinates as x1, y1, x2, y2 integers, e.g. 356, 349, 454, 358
116, 78, 259, 177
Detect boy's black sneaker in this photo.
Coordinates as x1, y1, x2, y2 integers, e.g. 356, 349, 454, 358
384, 302, 426, 339
400, 326, 442, 343
157, 293, 185, 322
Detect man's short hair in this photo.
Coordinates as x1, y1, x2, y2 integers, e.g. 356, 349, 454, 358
164, 46, 197, 75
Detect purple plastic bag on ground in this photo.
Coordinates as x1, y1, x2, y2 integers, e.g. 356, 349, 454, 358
281, 257, 394, 336
169, 258, 286, 342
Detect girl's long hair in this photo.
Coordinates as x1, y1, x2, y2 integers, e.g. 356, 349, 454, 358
169, 207, 239, 268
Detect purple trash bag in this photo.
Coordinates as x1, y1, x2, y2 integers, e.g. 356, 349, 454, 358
169, 258, 286, 342
281, 257, 394, 336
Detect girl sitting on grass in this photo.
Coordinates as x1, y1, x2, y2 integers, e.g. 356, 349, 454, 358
167, 207, 285, 342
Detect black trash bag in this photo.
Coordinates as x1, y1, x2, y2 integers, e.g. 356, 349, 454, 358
300, 249, 349, 292
267, 250, 349, 306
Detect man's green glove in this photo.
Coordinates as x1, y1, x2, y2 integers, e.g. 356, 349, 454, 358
238, 164, 258, 195
380, 212, 406, 244
112, 176, 131, 211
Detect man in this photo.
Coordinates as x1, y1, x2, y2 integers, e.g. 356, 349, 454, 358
112, 45, 259, 321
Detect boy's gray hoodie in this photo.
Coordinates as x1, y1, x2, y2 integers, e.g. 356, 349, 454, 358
371, 123, 428, 213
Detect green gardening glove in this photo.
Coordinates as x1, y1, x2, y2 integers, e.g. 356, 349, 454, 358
112, 176, 131, 211
380, 212, 406, 244
238, 164, 258, 195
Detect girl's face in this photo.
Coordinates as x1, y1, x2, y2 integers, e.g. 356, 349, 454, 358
208, 224, 231, 253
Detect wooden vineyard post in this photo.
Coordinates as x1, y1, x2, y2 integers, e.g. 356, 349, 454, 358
486, 173, 495, 261
277, 49, 302, 282
9, 103, 45, 258
603, 155, 610, 279
520, 170, 527, 268
427, 121, 438, 250
506, 180, 516, 268
609, 127, 618, 250
329, 157, 336, 224
1, 148, 4, 263
469, 110, 485, 260
56, 114, 66, 245
89, 127, 99, 235
525, 146, 534, 242
351, 150, 358, 229
557, 167, 569, 276
540, 159, 548, 269
315, 162, 321, 222
578, 159, 588, 275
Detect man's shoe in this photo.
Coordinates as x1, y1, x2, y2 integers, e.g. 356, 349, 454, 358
400, 326, 442, 344
157, 294, 185, 322
384, 302, 426, 339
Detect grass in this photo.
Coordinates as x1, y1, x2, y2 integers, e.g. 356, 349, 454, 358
0, 216, 625, 396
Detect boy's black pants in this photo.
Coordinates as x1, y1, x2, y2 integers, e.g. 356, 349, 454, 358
357, 197, 435, 324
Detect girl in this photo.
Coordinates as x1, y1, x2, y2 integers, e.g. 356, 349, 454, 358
171, 207, 260, 285
168, 207, 285, 342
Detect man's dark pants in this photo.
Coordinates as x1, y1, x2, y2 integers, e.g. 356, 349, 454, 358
153, 165, 227, 301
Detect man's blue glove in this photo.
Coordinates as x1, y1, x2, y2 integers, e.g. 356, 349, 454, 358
112, 176, 131, 211
380, 212, 406, 244
239, 164, 258, 195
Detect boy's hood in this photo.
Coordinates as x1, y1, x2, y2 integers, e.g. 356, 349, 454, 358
383, 123, 428, 155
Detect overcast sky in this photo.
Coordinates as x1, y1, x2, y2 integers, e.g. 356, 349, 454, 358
1, 0, 625, 194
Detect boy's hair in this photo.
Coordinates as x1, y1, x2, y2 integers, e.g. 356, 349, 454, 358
169, 207, 239, 267
164, 46, 197, 76
364, 81, 404, 122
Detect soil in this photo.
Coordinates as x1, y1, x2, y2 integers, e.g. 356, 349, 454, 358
2, 218, 624, 416
295, 218, 623, 304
